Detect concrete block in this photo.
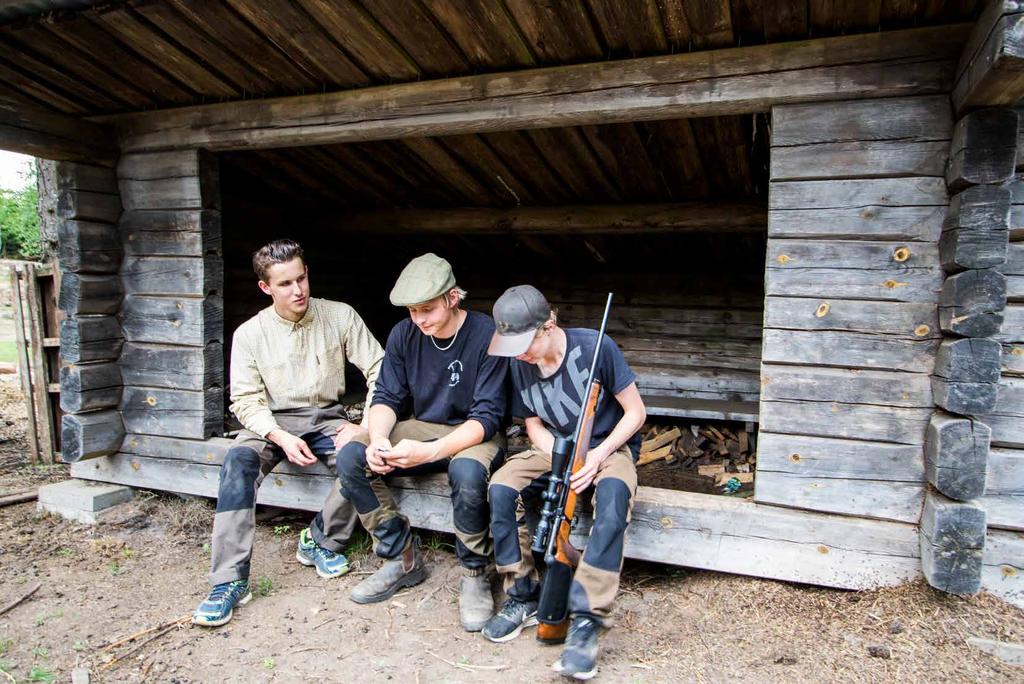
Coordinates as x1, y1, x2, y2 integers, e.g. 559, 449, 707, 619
37, 501, 129, 525
36, 479, 133, 522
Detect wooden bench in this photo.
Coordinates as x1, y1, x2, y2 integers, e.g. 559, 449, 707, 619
70, 433, 921, 591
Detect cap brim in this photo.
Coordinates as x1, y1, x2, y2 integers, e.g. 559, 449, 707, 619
487, 329, 535, 357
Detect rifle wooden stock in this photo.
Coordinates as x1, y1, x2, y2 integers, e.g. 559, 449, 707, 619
536, 380, 601, 644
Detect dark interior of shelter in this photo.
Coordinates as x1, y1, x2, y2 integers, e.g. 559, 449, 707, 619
220, 114, 770, 494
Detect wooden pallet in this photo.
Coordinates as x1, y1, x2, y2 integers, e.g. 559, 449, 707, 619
9, 261, 62, 463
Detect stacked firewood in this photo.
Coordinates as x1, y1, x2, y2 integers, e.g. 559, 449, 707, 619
637, 423, 757, 488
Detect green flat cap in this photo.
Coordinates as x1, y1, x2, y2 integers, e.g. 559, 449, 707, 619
389, 253, 457, 306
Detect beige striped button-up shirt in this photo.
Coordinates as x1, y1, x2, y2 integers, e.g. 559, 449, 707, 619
228, 298, 384, 437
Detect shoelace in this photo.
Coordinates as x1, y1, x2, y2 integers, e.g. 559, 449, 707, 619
209, 581, 243, 603
314, 545, 339, 561
499, 598, 530, 619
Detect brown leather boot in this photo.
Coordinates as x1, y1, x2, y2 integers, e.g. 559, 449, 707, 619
350, 536, 427, 604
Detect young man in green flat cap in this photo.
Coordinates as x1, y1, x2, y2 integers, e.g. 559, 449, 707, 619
336, 253, 509, 631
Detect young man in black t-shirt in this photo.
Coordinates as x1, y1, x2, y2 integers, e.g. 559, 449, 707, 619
483, 285, 646, 681
335, 253, 508, 632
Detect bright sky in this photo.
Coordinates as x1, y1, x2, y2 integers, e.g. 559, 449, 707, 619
0, 151, 35, 191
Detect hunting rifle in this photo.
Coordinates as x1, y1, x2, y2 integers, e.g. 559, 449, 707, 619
531, 292, 613, 644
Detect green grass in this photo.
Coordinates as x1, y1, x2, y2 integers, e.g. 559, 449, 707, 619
25, 666, 56, 682
344, 530, 373, 559
0, 341, 17, 364
422, 533, 455, 552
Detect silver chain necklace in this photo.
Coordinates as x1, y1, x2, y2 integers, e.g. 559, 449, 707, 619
430, 312, 464, 351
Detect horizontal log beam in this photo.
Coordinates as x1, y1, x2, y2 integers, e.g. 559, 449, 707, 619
0, 96, 116, 164
103, 25, 968, 153
315, 203, 766, 235
953, 1, 1024, 114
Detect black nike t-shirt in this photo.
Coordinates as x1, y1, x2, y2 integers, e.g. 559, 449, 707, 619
510, 328, 640, 457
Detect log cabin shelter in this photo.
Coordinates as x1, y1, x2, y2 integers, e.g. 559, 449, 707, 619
1, 1, 1022, 607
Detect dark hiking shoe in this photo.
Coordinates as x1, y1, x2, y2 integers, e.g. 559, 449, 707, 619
460, 570, 494, 632
350, 536, 426, 604
552, 615, 600, 680
481, 596, 538, 643
192, 579, 251, 627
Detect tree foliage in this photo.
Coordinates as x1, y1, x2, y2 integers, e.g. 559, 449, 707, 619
0, 164, 40, 260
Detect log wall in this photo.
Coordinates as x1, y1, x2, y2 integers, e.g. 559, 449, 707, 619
916, 104, 1020, 598
757, 95, 951, 525
977, 118, 1024, 610
55, 162, 125, 463
115, 150, 224, 440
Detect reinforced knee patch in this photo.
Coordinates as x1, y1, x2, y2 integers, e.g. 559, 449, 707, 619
448, 458, 489, 535
489, 483, 522, 567
217, 446, 261, 513
584, 478, 631, 572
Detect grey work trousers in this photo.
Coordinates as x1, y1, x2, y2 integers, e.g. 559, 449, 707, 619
207, 405, 359, 586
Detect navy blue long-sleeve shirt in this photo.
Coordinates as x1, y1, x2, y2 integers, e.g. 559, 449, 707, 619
371, 310, 508, 440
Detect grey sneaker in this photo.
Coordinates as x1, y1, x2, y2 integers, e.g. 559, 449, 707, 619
459, 571, 494, 632
350, 536, 426, 604
552, 615, 600, 680
482, 596, 538, 643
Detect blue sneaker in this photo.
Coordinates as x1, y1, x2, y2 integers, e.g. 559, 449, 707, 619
296, 528, 351, 578
192, 579, 251, 627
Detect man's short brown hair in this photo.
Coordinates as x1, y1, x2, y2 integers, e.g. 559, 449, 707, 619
252, 239, 304, 282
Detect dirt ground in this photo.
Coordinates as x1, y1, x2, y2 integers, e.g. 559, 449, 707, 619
1, 380, 1022, 683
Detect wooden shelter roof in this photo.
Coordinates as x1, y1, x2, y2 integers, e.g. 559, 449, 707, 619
0, 1, 979, 210
0, 1, 980, 118
219, 114, 768, 210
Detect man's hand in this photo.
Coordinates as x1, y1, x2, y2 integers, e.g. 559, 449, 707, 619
382, 439, 439, 470
569, 447, 611, 494
333, 421, 367, 450
366, 437, 394, 475
268, 429, 317, 467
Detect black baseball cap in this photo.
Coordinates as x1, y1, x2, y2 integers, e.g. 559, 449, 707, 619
488, 285, 551, 357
